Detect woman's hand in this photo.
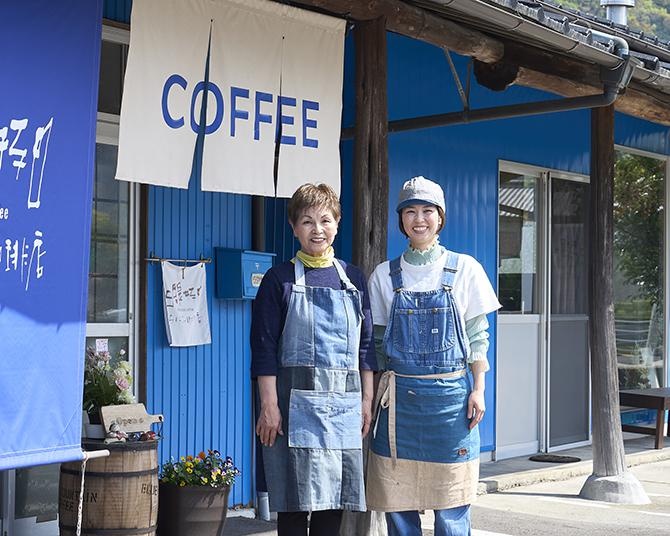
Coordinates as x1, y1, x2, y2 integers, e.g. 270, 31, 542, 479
256, 403, 283, 447
361, 397, 373, 437
256, 376, 282, 447
467, 389, 485, 429
361, 370, 374, 437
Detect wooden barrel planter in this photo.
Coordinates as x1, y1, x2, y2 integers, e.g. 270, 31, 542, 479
59, 439, 159, 536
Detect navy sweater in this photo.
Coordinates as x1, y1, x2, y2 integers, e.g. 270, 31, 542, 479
250, 259, 377, 377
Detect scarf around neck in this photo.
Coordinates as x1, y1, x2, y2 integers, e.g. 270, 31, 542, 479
294, 246, 335, 268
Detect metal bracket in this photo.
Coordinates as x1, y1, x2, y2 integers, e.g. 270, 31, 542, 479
444, 50, 470, 111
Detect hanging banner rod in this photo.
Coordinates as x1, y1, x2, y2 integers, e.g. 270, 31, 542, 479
145, 253, 212, 264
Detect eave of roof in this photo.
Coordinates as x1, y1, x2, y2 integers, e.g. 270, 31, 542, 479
406, 0, 670, 97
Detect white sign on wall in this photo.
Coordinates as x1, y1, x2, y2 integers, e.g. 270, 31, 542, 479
116, 0, 345, 197
161, 261, 211, 347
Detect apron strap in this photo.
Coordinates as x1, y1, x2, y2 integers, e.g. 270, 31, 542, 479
332, 259, 356, 291
442, 250, 459, 290
372, 369, 467, 467
389, 257, 403, 292
294, 257, 306, 285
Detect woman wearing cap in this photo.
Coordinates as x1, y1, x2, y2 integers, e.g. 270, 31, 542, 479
366, 176, 500, 535
251, 183, 376, 536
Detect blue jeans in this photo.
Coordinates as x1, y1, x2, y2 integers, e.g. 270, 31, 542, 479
386, 506, 471, 536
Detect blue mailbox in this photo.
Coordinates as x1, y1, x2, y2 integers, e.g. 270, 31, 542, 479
214, 248, 276, 299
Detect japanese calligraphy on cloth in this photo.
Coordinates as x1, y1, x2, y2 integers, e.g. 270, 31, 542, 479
116, 0, 345, 197
161, 262, 212, 347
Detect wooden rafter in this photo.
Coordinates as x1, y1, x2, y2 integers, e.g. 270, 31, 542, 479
287, 0, 504, 63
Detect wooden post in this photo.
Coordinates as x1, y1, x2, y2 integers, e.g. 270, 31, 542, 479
579, 105, 649, 503
587, 104, 626, 476
339, 17, 389, 536
352, 17, 389, 277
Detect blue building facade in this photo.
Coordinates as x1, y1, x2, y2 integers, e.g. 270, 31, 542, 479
103, 0, 670, 504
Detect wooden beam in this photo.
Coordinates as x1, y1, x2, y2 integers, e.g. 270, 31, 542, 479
515, 69, 670, 125
475, 48, 670, 125
352, 17, 389, 278
287, 0, 504, 63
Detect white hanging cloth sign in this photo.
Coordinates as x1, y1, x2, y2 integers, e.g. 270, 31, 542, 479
161, 262, 212, 347
116, 0, 212, 189
116, 0, 345, 197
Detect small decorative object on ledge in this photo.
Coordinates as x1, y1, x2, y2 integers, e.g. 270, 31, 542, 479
157, 450, 240, 536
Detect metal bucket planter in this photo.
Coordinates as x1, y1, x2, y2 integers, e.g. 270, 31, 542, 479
157, 482, 230, 536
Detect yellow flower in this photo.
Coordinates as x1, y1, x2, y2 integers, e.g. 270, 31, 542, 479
179, 481, 186, 487
186, 468, 193, 474
201, 477, 208, 484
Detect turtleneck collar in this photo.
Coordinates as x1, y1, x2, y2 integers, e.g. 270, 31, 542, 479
294, 246, 335, 268
403, 237, 444, 266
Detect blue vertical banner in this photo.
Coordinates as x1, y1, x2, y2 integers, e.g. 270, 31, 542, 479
0, 0, 102, 469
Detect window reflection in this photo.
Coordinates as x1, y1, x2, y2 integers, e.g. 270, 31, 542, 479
614, 152, 665, 389
499, 172, 539, 313
88, 143, 129, 323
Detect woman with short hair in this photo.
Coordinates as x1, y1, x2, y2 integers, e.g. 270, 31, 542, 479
251, 183, 376, 536
367, 176, 500, 536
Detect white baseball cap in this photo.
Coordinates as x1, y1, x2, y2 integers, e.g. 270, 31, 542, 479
396, 176, 446, 213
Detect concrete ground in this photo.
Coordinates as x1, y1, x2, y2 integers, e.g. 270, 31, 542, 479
224, 435, 670, 535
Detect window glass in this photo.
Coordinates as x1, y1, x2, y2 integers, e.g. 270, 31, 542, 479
98, 40, 127, 115
614, 152, 666, 389
14, 465, 59, 520
499, 172, 539, 313
88, 144, 129, 323
550, 178, 589, 315
85, 336, 128, 358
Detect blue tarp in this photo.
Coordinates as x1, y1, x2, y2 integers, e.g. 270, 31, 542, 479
0, 0, 102, 470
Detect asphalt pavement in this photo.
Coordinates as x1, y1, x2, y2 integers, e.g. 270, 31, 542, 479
224, 435, 670, 535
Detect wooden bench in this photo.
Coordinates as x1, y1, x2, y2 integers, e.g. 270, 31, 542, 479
619, 388, 670, 449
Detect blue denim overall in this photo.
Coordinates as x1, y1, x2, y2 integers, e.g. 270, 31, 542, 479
262, 259, 366, 513
367, 251, 480, 535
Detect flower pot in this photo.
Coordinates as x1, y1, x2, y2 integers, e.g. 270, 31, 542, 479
157, 482, 230, 536
83, 423, 106, 439
82, 410, 106, 439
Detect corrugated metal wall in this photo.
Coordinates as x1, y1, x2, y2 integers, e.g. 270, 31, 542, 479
109, 0, 670, 481
616, 112, 670, 156
146, 172, 254, 507
362, 33, 594, 451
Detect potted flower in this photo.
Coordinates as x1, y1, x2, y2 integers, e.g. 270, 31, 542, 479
83, 347, 135, 438
158, 450, 240, 536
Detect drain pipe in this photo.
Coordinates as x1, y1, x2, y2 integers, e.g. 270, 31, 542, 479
386, 76, 621, 133
340, 35, 635, 138
579, 26, 630, 58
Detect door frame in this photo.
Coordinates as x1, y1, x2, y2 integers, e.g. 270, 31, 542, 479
496, 160, 592, 457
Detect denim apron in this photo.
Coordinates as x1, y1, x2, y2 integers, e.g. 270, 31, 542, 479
367, 251, 481, 511
263, 259, 366, 512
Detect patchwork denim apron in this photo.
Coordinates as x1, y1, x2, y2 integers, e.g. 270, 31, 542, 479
263, 259, 366, 512
367, 251, 481, 511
